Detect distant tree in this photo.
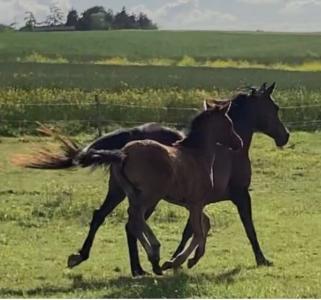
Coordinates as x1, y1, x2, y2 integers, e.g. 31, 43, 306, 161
77, 6, 108, 30
89, 12, 108, 30
23, 11, 37, 31
46, 5, 64, 26
137, 12, 157, 29
105, 9, 114, 29
127, 13, 139, 29
65, 9, 79, 27
113, 6, 130, 29
0, 23, 15, 32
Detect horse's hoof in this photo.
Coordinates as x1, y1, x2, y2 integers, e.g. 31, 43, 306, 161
67, 253, 84, 269
187, 258, 196, 269
132, 269, 150, 278
161, 260, 173, 271
257, 257, 273, 267
153, 265, 163, 276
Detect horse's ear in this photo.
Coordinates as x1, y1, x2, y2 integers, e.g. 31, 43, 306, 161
203, 100, 214, 111
266, 82, 276, 95
250, 87, 257, 96
259, 82, 267, 93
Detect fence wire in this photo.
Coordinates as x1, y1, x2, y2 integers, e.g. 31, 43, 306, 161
1, 102, 321, 133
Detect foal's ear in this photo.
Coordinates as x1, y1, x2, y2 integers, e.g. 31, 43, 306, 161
218, 102, 231, 115
203, 100, 215, 110
266, 82, 276, 95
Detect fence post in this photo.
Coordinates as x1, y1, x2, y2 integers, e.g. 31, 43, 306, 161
95, 94, 102, 137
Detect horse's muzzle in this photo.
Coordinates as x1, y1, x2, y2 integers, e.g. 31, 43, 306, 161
276, 130, 290, 147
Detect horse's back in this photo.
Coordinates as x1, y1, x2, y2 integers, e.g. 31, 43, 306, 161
122, 140, 174, 196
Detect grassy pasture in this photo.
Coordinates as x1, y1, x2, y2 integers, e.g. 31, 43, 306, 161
0, 132, 321, 298
1, 30, 321, 64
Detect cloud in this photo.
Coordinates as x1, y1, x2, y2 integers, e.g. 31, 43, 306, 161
131, 0, 237, 29
237, 0, 281, 4
280, 0, 321, 14
0, 0, 71, 27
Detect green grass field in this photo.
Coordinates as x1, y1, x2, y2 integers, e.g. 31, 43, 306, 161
1, 31, 321, 63
1, 132, 321, 298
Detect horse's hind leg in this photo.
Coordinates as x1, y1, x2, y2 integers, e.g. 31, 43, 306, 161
127, 204, 162, 275
230, 187, 272, 266
126, 205, 156, 277
68, 171, 126, 269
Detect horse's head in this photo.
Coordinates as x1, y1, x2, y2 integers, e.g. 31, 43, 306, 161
248, 82, 290, 147
203, 101, 243, 151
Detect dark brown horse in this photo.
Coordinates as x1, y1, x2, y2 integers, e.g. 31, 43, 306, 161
14, 82, 289, 276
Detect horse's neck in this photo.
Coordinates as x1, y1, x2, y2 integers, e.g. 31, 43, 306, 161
229, 101, 255, 154
193, 135, 218, 170
234, 121, 254, 154
178, 131, 217, 169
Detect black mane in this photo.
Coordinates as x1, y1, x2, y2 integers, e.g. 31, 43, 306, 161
176, 110, 213, 148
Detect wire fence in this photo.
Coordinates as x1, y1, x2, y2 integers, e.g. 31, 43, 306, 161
1, 96, 321, 135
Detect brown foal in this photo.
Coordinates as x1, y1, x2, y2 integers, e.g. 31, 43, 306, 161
84, 102, 243, 274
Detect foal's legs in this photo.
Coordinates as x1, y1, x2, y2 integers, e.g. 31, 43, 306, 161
126, 206, 156, 276
162, 206, 205, 270
127, 204, 162, 275
170, 212, 210, 261
230, 187, 272, 266
187, 213, 211, 269
68, 172, 126, 268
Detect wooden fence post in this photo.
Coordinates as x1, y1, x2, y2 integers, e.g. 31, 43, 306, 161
95, 94, 102, 137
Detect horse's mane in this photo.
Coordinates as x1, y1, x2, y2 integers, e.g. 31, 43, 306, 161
177, 100, 233, 148
176, 87, 258, 148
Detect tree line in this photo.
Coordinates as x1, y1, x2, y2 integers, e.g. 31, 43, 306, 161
21, 5, 157, 31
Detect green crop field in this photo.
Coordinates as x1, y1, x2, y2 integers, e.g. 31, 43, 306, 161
1, 30, 321, 64
1, 132, 321, 298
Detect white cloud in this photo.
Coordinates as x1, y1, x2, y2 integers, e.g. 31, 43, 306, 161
280, 0, 321, 14
0, 0, 71, 27
131, 0, 237, 29
237, 0, 280, 4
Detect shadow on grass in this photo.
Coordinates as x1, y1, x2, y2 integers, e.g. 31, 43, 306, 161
0, 267, 241, 298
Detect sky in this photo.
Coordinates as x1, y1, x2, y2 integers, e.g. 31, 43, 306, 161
0, 0, 321, 32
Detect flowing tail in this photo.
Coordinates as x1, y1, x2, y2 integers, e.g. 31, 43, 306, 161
78, 149, 126, 170
12, 123, 127, 170
12, 123, 82, 169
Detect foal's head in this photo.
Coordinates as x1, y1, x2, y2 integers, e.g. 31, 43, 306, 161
247, 82, 290, 147
181, 101, 243, 151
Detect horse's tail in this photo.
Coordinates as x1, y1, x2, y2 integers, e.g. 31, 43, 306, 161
76, 149, 126, 170
12, 123, 81, 169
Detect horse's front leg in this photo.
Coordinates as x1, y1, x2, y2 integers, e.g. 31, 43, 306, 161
187, 212, 211, 269
230, 187, 272, 266
162, 206, 205, 270
170, 218, 193, 259
170, 211, 210, 262
68, 172, 126, 268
